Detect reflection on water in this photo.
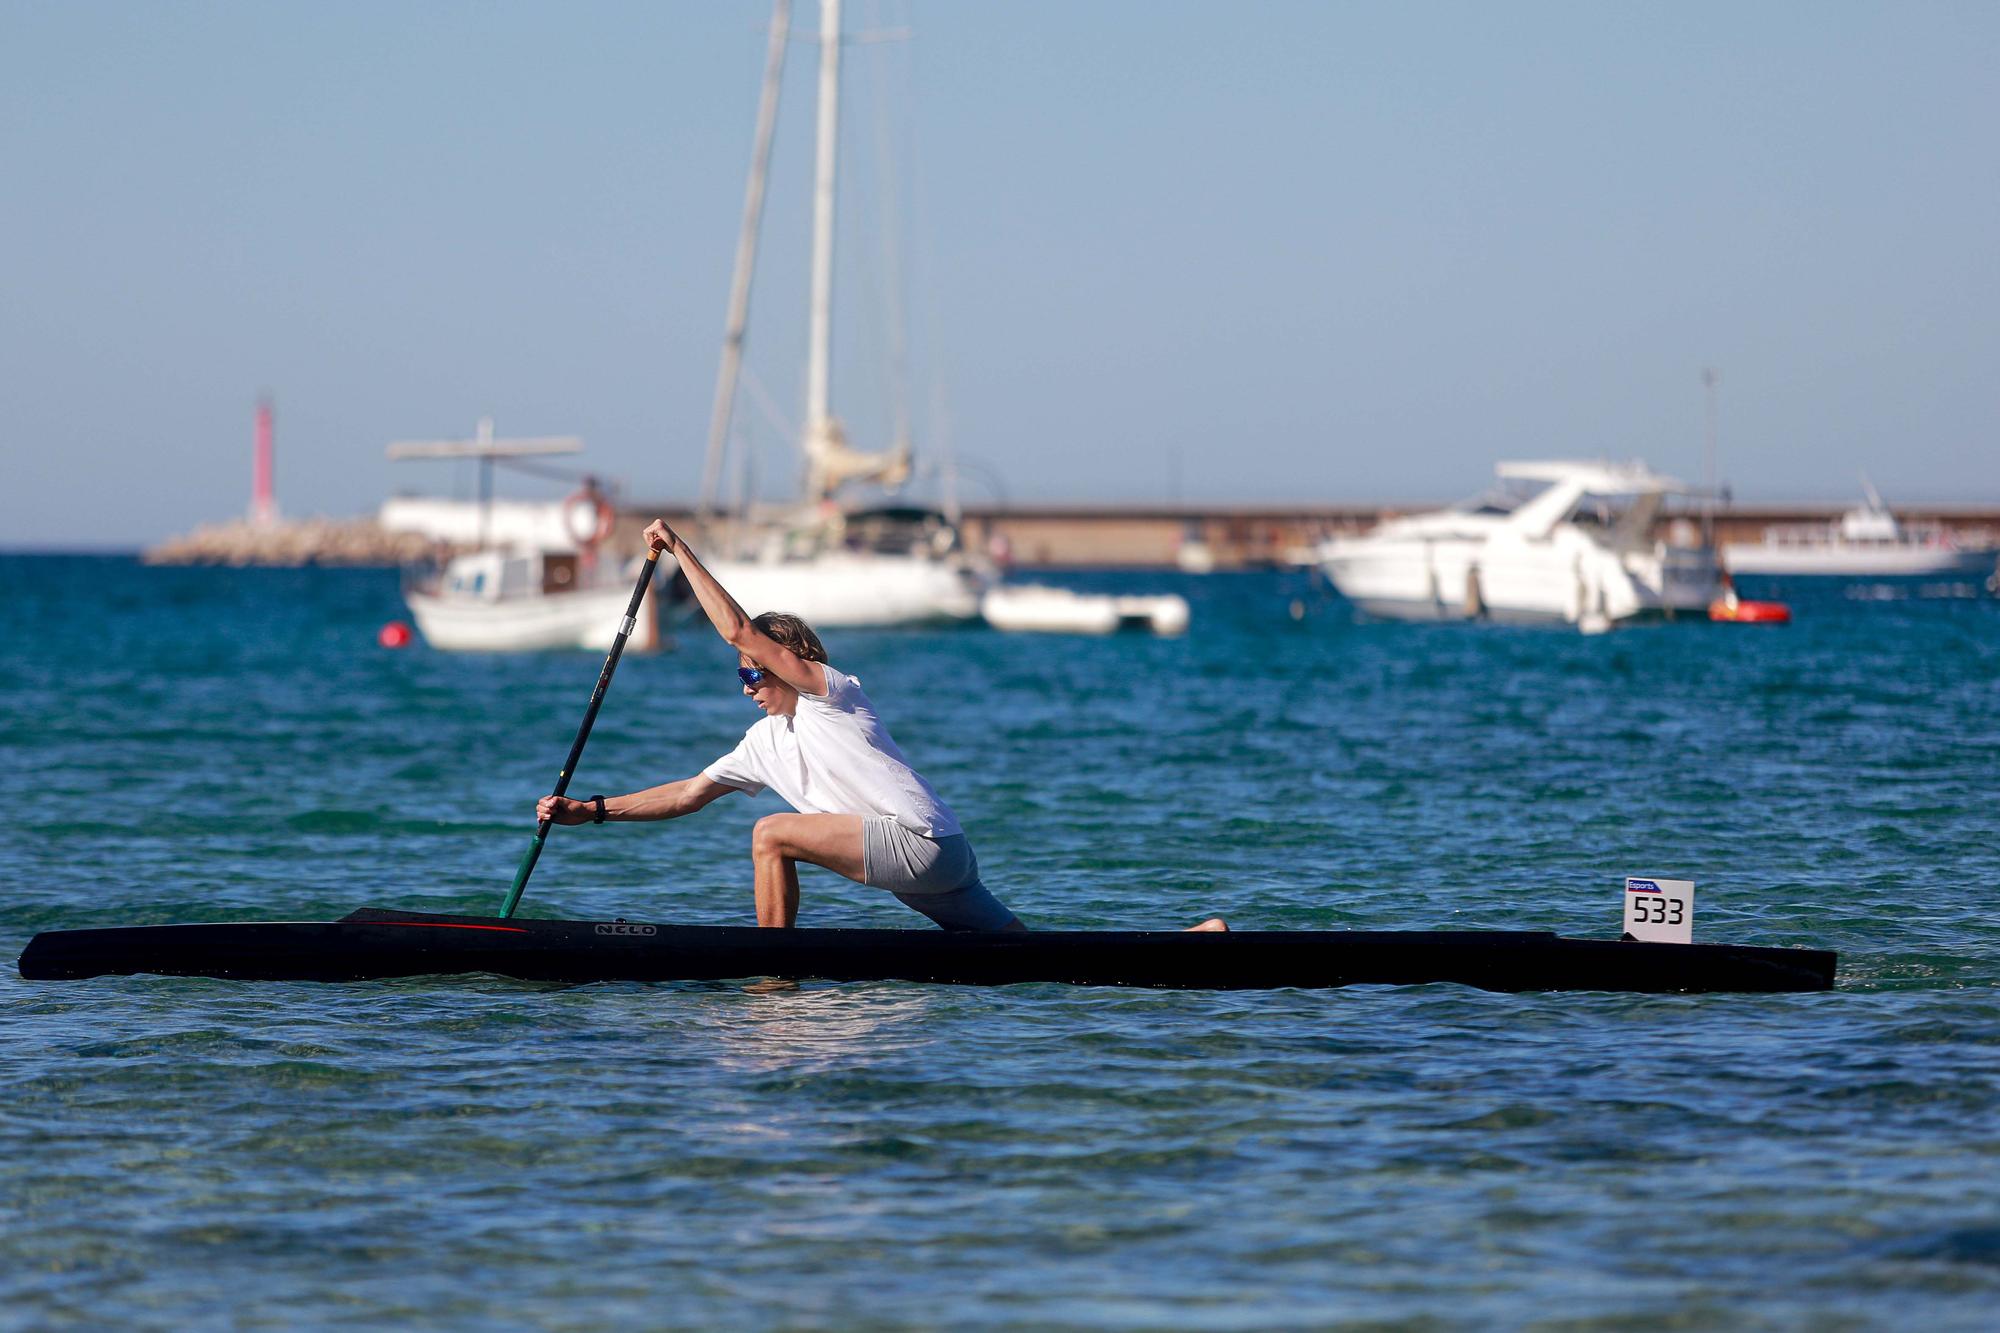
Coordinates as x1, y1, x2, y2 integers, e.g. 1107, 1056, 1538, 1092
710, 983, 942, 1076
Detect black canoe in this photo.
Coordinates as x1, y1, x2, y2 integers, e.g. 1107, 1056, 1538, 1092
16, 907, 1835, 993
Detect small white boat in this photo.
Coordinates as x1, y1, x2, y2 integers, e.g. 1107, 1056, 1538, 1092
402, 549, 664, 653
981, 584, 1189, 636
1318, 459, 1722, 630
381, 421, 668, 652
1174, 523, 1217, 574
1723, 478, 1996, 578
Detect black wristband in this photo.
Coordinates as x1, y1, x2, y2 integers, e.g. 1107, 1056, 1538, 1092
591, 795, 607, 825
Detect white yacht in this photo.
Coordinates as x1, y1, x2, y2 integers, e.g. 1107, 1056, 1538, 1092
1722, 478, 1995, 578
689, 0, 989, 627
380, 421, 667, 652
1318, 460, 1723, 630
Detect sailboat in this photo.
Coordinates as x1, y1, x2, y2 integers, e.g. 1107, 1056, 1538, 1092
380, 419, 667, 652
690, 0, 990, 627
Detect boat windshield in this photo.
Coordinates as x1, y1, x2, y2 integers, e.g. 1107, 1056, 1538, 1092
839, 507, 962, 556
1567, 496, 1629, 532
1450, 481, 1541, 516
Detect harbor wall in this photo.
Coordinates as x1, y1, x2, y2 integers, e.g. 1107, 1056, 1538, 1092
624, 503, 2000, 570
141, 502, 2000, 570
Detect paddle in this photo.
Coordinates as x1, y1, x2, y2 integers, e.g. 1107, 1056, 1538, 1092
499, 549, 661, 919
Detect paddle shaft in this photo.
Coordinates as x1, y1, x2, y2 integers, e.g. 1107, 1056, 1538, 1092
500, 550, 660, 919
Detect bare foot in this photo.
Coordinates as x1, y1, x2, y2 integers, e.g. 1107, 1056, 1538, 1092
1185, 917, 1229, 932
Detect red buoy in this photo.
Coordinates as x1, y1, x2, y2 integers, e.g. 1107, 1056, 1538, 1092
1709, 598, 1791, 625
378, 621, 414, 648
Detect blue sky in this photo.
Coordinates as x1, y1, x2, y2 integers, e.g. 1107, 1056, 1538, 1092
3, 1, 1995, 546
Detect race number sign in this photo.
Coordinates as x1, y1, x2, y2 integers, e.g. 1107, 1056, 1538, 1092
1624, 877, 1694, 944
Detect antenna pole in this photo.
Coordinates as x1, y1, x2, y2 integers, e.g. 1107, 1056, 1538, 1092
1701, 367, 1720, 545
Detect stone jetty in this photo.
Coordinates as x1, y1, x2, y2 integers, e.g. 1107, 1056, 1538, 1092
143, 516, 440, 567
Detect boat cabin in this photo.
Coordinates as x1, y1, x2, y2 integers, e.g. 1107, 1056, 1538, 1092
427, 548, 586, 602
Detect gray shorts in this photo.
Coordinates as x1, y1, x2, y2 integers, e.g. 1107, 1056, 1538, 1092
861, 816, 1019, 932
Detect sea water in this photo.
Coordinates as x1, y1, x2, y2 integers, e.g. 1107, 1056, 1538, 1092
2, 555, 1996, 1329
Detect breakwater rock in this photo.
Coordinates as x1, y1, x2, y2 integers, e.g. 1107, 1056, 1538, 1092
143, 517, 439, 567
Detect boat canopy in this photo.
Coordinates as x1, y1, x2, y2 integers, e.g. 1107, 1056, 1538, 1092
1495, 459, 1692, 495
1486, 461, 1690, 542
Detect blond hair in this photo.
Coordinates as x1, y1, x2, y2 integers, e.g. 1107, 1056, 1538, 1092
752, 611, 827, 664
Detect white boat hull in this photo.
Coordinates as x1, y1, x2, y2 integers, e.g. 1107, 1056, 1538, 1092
702, 552, 988, 627
1724, 487, 1996, 578
407, 579, 658, 652
981, 585, 1189, 635
1323, 537, 1716, 626
1723, 543, 1995, 578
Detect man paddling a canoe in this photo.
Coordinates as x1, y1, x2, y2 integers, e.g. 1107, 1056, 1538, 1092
538, 520, 1226, 933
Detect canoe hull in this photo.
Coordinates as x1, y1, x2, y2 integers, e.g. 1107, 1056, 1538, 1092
17, 909, 1836, 993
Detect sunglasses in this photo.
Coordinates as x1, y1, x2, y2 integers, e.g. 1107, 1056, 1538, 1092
737, 666, 771, 689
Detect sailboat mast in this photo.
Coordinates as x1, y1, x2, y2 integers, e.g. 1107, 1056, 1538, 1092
806, 0, 841, 435
698, 0, 792, 523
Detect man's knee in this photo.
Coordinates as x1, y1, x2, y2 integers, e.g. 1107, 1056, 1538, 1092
751, 814, 792, 860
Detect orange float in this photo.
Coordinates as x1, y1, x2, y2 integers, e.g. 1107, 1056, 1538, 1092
1708, 597, 1791, 624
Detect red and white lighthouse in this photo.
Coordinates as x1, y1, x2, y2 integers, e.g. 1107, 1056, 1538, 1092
250, 396, 279, 527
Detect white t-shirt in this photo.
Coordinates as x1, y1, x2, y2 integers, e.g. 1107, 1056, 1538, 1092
703, 664, 962, 837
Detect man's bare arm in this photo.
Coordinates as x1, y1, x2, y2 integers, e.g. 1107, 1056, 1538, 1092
641, 519, 828, 697
537, 773, 738, 825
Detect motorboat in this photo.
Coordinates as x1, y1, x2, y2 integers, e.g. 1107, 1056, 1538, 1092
687, 0, 990, 627
1722, 477, 1996, 578
1317, 460, 1723, 630
379, 420, 669, 652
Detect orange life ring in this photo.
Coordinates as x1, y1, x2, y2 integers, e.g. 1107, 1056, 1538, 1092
563, 489, 616, 550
